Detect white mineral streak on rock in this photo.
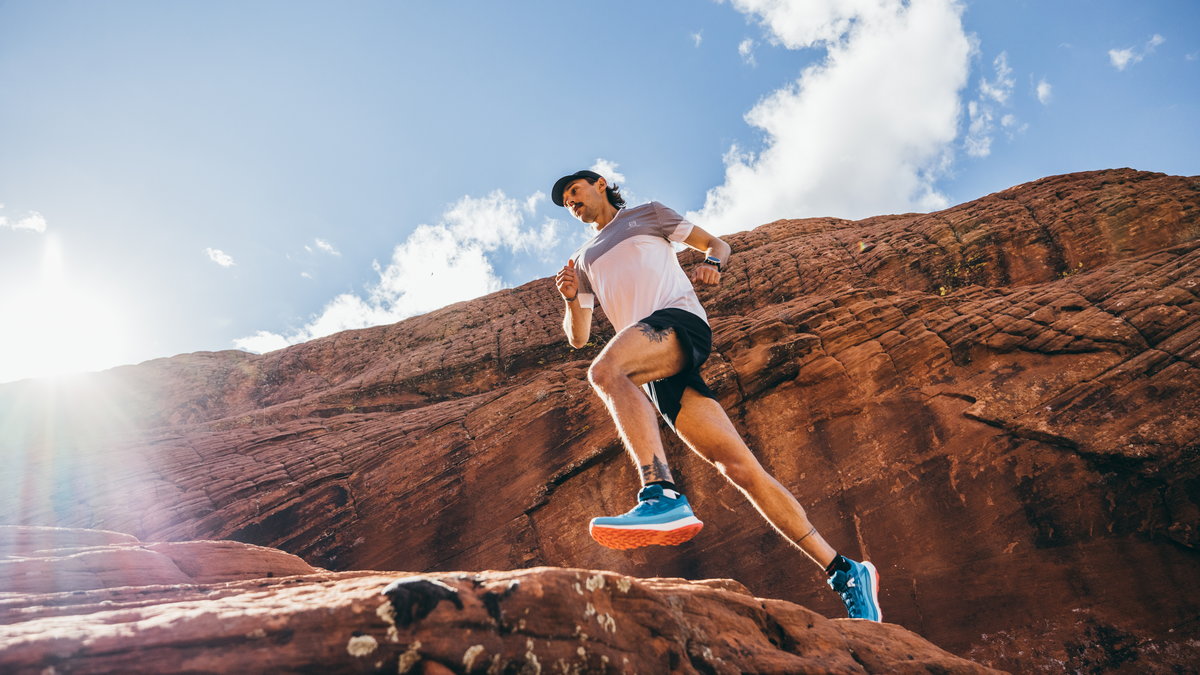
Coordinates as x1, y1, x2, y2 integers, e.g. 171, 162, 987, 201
398, 640, 422, 673
347, 634, 379, 657
523, 644, 542, 675
377, 600, 401, 642
463, 644, 486, 671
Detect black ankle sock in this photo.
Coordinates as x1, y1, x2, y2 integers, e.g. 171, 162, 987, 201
825, 554, 852, 576
646, 480, 678, 495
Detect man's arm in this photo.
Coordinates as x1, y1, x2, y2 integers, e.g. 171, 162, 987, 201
555, 259, 594, 348
562, 297, 594, 349
682, 224, 732, 286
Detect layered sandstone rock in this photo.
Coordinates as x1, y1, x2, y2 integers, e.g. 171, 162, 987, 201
2, 169, 1198, 672
0, 534, 996, 674
0, 525, 320, 594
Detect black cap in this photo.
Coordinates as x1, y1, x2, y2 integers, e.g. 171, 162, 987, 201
551, 170, 603, 207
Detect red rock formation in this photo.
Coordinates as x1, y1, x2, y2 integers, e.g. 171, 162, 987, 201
0, 525, 320, 594
0, 530, 997, 674
2, 169, 1198, 672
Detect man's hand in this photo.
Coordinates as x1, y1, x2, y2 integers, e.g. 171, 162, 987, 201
557, 258, 593, 348
682, 225, 730, 287
690, 262, 721, 286
556, 258, 579, 301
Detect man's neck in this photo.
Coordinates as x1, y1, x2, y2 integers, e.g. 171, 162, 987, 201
592, 204, 621, 230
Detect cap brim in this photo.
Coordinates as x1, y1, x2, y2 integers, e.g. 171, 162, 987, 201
551, 170, 603, 207
551, 175, 577, 207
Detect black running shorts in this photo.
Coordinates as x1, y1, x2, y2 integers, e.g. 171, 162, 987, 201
638, 308, 718, 430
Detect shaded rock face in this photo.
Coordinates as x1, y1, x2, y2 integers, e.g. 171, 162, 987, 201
2, 169, 1199, 672
0, 537, 997, 674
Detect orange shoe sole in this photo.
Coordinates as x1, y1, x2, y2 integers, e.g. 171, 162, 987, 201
589, 522, 704, 550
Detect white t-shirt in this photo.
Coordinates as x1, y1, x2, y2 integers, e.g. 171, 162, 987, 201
571, 202, 708, 331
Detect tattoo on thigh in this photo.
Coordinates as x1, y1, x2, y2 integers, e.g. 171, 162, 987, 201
637, 322, 674, 343
639, 456, 674, 484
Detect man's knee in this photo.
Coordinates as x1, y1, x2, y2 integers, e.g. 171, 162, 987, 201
714, 453, 765, 488
587, 357, 623, 393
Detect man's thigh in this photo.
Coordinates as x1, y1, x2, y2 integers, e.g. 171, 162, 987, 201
594, 322, 688, 386
673, 388, 750, 461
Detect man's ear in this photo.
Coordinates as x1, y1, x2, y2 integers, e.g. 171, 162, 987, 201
594, 176, 607, 193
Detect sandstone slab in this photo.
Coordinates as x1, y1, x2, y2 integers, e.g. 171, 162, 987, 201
0, 543, 997, 674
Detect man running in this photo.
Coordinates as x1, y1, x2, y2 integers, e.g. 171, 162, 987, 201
551, 169, 883, 621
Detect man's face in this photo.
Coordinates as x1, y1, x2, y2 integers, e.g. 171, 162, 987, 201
561, 177, 607, 224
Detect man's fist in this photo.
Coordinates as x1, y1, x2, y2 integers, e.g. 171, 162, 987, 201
556, 258, 579, 301
690, 262, 721, 286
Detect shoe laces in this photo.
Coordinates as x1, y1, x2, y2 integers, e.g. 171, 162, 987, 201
636, 485, 665, 502
831, 572, 861, 609
625, 485, 677, 516
628, 497, 663, 516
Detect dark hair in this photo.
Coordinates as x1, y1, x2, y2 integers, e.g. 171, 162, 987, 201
585, 177, 626, 209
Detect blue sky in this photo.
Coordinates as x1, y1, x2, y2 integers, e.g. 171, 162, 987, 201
1, 0, 1197, 383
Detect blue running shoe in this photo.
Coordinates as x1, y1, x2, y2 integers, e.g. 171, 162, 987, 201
589, 484, 704, 550
828, 559, 882, 621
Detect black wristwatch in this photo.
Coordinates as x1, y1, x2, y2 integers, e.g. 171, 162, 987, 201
703, 256, 723, 272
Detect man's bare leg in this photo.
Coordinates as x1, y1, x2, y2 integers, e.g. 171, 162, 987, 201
586, 323, 707, 549
588, 322, 688, 484
673, 388, 837, 568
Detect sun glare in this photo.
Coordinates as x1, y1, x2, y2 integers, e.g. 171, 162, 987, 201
0, 235, 132, 384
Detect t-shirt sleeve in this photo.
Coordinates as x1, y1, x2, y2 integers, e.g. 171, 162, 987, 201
651, 202, 696, 243
573, 254, 596, 310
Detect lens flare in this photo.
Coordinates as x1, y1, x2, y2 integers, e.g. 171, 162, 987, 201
0, 235, 132, 384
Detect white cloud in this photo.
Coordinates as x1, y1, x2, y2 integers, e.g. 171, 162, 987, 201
691, 30, 703, 48
234, 330, 291, 354
301, 271, 313, 279
693, 0, 971, 231
0, 206, 48, 233
965, 100, 993, 157
729, 0, 882, 48
738, 38, 757, 66
18, 213, 46, 233
979, 51, 1014, 103
1109, 34, 1165, 70
590, 158, 626, 185
1036, 78, 1052, 104
1003, 115, 1027, 140
588, 158, 643, 206
1186, 51, 1198, 62
205, 248, 235, 267
235, 190, 561, 353
525, 191, 546, 214
443, 189, 525, 250
1108, 48, 1136, 71
314, 238, 340, 255
964, 51, 1020, 158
